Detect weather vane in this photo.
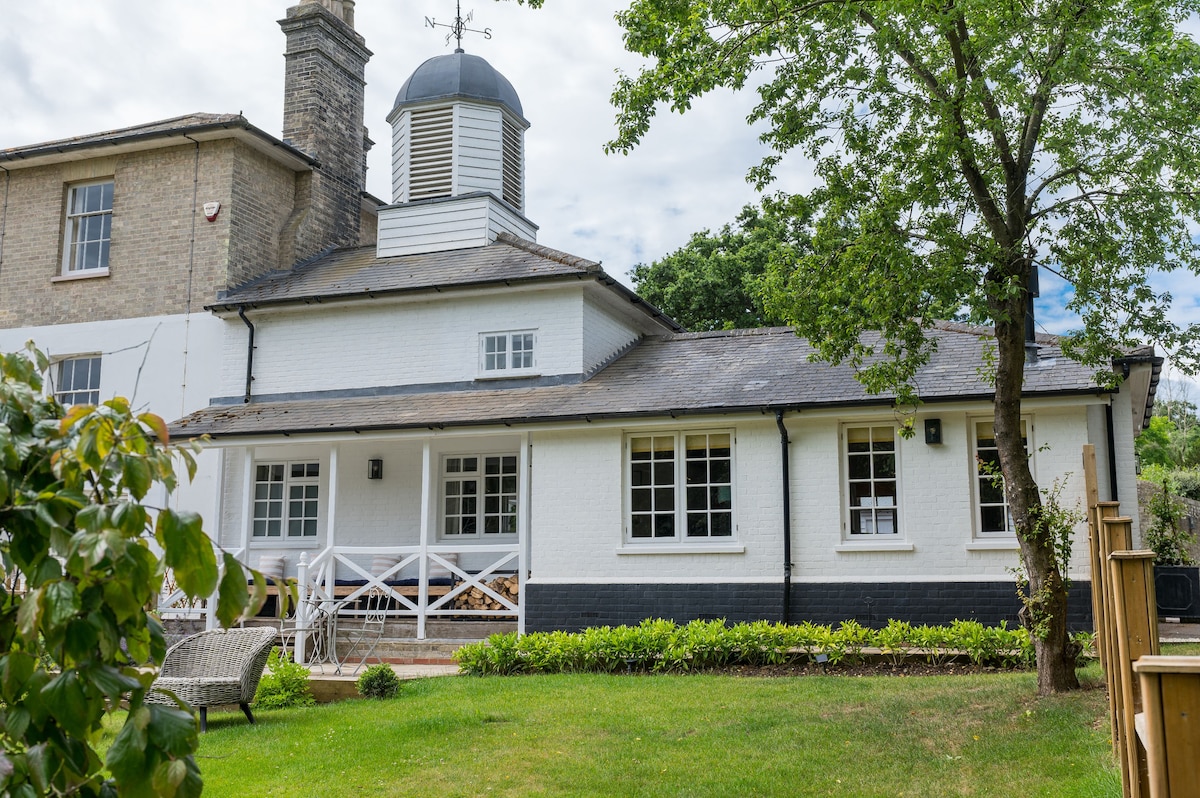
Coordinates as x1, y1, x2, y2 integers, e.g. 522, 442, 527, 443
425, 1, 492, 52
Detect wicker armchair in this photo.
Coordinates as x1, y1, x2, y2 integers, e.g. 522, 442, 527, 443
146, 626, 278, 732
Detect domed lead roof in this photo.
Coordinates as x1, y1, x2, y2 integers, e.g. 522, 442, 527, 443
393, 51, 523, 117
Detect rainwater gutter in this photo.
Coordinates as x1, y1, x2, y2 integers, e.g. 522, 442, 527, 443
775, 409, 792, 623
238, 306, 255, 403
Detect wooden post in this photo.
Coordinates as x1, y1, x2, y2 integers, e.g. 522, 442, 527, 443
1084, 445, 1103, 660
1109, 546, 1159, 798
1134, 655, 1200, 798
1101, 510, 1133, 763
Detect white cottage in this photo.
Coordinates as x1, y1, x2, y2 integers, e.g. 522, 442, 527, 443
169, 27, 1160, 642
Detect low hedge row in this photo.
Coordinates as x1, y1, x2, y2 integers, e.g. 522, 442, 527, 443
454, 618, 1095, 675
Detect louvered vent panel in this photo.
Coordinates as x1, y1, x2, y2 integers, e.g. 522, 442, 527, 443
408, 107, 454, 199
501, 117, 523, 211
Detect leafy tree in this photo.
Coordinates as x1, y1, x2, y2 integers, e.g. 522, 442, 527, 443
516, 0, 1200, 694
630, 204, 796, 330
0, 345, 268, 797
1136, 414, 1179, 469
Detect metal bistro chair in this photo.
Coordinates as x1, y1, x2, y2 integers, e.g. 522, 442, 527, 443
335, 587, 388, 675
279, 597, 340, 673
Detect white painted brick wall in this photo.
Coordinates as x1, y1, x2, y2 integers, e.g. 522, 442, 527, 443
527, 401, 1105, 586
221, 286, 587, 398
529, 421, 784, 582
582, 296, 639, 373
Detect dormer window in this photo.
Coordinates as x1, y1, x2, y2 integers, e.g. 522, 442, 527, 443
480, 331, 535, 376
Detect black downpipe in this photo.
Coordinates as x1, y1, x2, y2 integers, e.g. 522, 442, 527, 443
238, 306, 255, 404
1105, 403, 1119, 502
775, 410, 792, 623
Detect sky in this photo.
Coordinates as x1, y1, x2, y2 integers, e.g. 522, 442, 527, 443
3, 0, 1198, 392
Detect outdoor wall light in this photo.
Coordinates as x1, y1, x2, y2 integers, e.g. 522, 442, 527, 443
924, 418, 943, 445
367, 458, 383, 480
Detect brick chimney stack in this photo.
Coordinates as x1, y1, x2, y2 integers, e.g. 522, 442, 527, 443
279, 0, 371, 263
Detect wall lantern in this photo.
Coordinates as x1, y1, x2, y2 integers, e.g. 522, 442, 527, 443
924, 418, 943, 445
367, 458, 383, 480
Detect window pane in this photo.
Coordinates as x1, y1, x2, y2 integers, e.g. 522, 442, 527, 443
848, 453, 871, 480
873, 453, 896, 479
981, 506, 1008, 534
631, 488, 652, 512
711, 486, 732, 511
654, 487, 674, 510
979, 475, 1005, 504
631, 516, 652, 538
653, 515, 675, 537
686, 461, 707, 485
710, 513, 732, 537
687, 486, 707, 510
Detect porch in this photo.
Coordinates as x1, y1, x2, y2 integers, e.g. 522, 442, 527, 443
159, 431, 531, 660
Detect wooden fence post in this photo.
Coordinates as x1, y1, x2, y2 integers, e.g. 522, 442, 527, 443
1100, 509, 1133, 764
1133, 655, 1200, 798
1109, 545, 1160, 798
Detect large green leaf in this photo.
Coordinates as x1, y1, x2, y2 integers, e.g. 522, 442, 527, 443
105, 707, 148, 783
146, 705, 198, 756
43, 581, 81, 631
215, 553, 250, 628
156, 511, 217, 599
40, 670, 91, 738
122, 455, 152, 501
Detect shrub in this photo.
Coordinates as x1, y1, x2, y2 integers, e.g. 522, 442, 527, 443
1172, 470, 1200, 502
255, 648, 316, 709
357, 663, 402, 699
453, 618, 1038, 676
1144, 482, 1197, 565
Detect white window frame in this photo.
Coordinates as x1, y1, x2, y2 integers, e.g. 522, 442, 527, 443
439, 453, 520, 538
971, 417, 1033, 539
842, 424, 902, 540
62, 179, 113, 275
478, 330, 537, 376
625, 430, 735, 543
252, 461, 321, 540
52, 355, 102, 407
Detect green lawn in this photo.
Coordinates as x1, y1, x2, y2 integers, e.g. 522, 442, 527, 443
194, 666, 1119, 797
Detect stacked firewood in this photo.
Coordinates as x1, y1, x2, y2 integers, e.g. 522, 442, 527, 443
454, 576, 519, 610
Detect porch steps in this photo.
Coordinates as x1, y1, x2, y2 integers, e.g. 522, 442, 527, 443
368, 639, 467, 665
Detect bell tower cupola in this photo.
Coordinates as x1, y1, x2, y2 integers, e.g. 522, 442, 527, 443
376, 49, 536, 258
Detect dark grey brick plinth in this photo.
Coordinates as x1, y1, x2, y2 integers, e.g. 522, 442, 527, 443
525, 581, 1093, 632
525, 583, 784, 633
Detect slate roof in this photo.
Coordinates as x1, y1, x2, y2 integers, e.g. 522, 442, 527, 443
170, 324, 1108, 440
0, 113, 315, 168
393, 52, 524, 119
208, 233, 606, 309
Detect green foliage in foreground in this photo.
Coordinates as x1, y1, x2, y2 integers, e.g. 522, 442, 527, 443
253, 649, 315, 710
192, 669, 1118, 797
452, 618, 1095, 675
0, 345, 267, 797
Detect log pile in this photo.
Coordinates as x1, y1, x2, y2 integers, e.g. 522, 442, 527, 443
454, 576, 519, 611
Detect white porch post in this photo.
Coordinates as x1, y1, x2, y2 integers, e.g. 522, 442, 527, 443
517, 432, 530, 636
295, 552, 310, 664
326, 445, 339, 547
417, 439, 433, 640
213, 447, 254, 631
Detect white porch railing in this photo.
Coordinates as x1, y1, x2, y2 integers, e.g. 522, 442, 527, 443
290, 544, 521, 659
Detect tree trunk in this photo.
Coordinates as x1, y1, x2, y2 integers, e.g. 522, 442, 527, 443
992, 289, 1080, 695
